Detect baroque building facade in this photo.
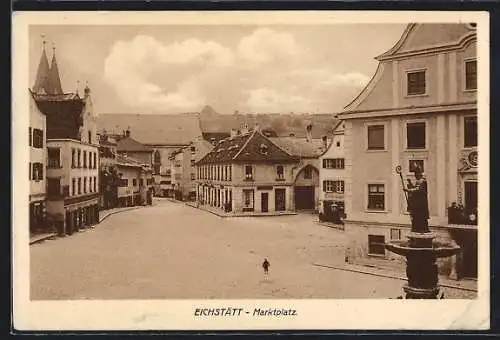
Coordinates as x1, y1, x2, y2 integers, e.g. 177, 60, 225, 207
338, 23, 478, 279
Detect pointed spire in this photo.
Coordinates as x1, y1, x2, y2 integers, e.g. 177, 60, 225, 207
48, 43, 63, 95
32, 37, 50, 94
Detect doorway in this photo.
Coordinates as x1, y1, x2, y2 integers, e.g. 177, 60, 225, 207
464, 180, 478, 214
294, 186, 315, 210
261, 192, 269, 212
275, 189, 286, 211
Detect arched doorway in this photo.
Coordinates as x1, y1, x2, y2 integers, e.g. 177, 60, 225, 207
293, 164, 319, 211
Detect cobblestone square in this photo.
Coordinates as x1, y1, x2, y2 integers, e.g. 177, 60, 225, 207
30, 199, 476, 300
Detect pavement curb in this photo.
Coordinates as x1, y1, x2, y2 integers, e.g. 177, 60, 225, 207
184, 202, 299, 218
313, 263, 478, 292
29, 233, 58, 245
99, 205, 148, 223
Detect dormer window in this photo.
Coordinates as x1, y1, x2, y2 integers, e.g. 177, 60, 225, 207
260, 143, 268, 155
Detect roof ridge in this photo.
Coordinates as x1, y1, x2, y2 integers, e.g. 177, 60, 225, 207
232, 130, 257, 160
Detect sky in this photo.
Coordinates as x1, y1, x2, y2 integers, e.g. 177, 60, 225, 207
30, 24, 407, 115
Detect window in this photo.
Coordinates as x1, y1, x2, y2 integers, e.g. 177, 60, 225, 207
83, 177, 87, 193
78, 149, 81, 168
78, 178, 82, 194
390, 228, 401, 240
191, 159, 195, 167
47, 148, 61, 168
32, 162, 43, 181
88, 152, 92, 169
406, 122, 426, 149
47, 178, 61, 197
83, 151, 87, 168
72, 178, 76, 196
368, 235, 386, 255
323, 158, 345, 169
140, 178, 144, 186
89, 177, 92, 192
409, 159, 425, 174
88, 131, 92, 144
229, 165, 232, 181
190, 173, 195, 180
367, 184, 385, 210
133, 178, 137, 186
29, 127, 32, 147
304, 166, 312, 179
465, 60, 477, 90
72, 148, 76, 168
323, 180, 344, 193
367, 125, 385, 150
407, 70, 426, 95
276, 165, 284, 180
32, 129, 44, 148
94, 153, 97, 169
94, 176, 97, 192
245, 165, 253, 180
243, 189, 255, 211
464, 116, 478, 147
190, 146, 195, 153
336, 141, 341, 147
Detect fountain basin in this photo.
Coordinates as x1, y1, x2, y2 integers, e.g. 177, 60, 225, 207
385, 241, 460, 258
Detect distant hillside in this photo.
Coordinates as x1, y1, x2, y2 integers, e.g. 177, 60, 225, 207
98, 110, 338, 146
199, 113, 338, 139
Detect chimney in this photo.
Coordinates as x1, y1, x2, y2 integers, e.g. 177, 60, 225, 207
322, 135, 328, 150
306, 123, 313, 143
230, 129, 237, 138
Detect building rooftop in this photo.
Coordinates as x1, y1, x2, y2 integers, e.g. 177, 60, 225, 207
197, 130, 298, 165
116, 136, 153, 153
97, 113, 202, 146
269, 137, 324, 158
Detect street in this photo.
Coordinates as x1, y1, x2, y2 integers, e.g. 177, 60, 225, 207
31, 199, 476, 299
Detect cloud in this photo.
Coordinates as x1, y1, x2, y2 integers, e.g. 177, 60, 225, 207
237, 28, 299, 64
103, 35, 232, 112
102, 29, 371, 114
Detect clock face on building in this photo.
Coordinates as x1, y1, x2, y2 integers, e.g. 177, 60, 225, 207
468, 151, 478, 167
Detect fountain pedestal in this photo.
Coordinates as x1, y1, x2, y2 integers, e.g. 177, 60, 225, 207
385, 232, 460, 299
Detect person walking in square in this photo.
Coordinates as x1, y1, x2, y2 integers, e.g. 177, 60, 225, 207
262, 258, 270, 275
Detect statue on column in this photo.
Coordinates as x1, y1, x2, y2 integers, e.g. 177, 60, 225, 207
404, 165, 430, 233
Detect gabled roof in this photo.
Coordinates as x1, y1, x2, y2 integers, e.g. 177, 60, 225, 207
116, 136, 153, 152
197, 130, 298, 165
376, 23, 475, 61
269, 137, 323, 159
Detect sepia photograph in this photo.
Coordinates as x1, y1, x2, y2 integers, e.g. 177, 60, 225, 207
13, 11, 489, 331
